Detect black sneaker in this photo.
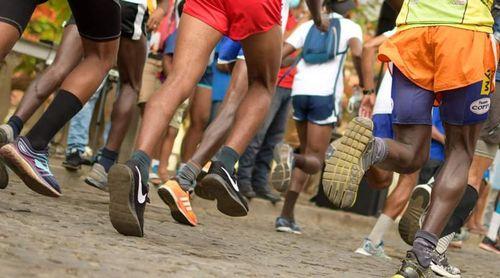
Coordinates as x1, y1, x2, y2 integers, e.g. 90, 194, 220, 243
197, 161, 248, 217
108, 161, 149, 237
62, 149, 84, 171
254, 186, 281, 204
239, 183, 257, 199
393, 251, 435, 278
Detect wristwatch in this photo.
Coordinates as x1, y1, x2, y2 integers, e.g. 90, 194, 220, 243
362, 89, 375, 95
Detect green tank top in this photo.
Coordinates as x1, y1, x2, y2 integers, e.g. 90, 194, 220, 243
396, 0, 494, 33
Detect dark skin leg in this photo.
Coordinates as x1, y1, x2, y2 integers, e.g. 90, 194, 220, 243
15, 25, 83, 122
223, 25, 282, 154
422, 123, 483, 236
180, 85, 212, 162
281, 121, 332, 220
135, 14, 222, 156
365, 167, 394, 189
0, 22, 21, 62
190, 60, 248, 166
104, 35, 147, 152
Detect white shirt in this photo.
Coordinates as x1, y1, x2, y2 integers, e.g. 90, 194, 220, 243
287, 13, 363, 101
373, 28, 397, 115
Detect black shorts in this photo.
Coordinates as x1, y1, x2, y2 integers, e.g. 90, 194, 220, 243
66, 1, 148, 40
0, 0, 121, 41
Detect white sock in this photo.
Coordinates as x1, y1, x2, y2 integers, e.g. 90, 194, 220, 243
368, 214, 394, 245
152, 159, 160, 167
436, 233, 455, 255
487, 212, 500, 241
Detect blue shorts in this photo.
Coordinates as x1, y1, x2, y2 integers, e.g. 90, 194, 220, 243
292, 95, 336, 125
392, 66, 491, 125
373, 113, 394, 139
164, 30, 177, 55
218, 36, 244, 64
198, 67, 213, 89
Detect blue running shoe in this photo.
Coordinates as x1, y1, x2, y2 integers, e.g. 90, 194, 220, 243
0, 137, 61, 197
275, 217, 302, 234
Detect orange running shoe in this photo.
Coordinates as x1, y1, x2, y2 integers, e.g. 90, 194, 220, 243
158, 180, 198, 226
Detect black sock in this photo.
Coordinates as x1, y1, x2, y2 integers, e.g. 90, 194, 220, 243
281, 190, 300, 220
131, 150, 151, 182
441, 184, 478, 237
411, 230, 438, 268
26, 90, 83, 151
214, 146, 240, 175
7, 116, 23, 138
99, 147, 119, 173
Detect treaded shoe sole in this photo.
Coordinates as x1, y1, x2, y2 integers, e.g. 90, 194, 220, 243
62, 161, 81, 171
200, 174, 248, 217
322, 117, 373, 208
399, 184, 431, 246
108, 165, 143, 237
270, 163, 291, 193
0, 161, 8, 189
0, 144, 60, 197
194, 182, 216, 200
84, 177, 109, 192
157, 186, 196, 226
430, 262, 460, 278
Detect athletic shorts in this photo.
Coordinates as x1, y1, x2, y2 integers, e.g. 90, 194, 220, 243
0, 0, 121, 41
217, 37, 245, 64
373, 113, 393, 139
292, 95, 336, 125
164, 30, 178, 55
391, 66, 493, 125
183, 0, 281, 41
66, 1, 148, 40
475, 139, 500, 160
198, 68, 213, 89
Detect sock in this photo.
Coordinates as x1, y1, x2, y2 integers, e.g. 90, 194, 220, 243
7, 116, 23, 138
152, 159, 160, 168
487, 212, 500, 241
214, 146, 240, 174
435, 232, 455, 255
371, 137, 389, 165
177, 161, 201, 192
367, 214, 394, 245
441, 184, 478, 236
411, 230, 438, 268
98, 147, 119, 173
131, 150, 151, 182
26, 90, 83, 151
281, 190, 300, 220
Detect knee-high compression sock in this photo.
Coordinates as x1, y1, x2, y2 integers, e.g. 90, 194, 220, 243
435, 232, 455, 255
214, 146, 239, 175
26, 90, 83, 151
441, 184, 479, 237
98, 147, 119, 173
7, 116, 23, 138
367, 214, 395, 245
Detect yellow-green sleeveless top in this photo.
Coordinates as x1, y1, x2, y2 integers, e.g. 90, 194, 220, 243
396, 0, 494, 33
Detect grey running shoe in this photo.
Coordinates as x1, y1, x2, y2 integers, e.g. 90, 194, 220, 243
430, 251, 461, 278
0, 124, 14, 189
270, 143, 294, 193
85, 163, 109, 192
393, 251, 436, 278
322, 117, 374, 208
355, 238, 391, 259
399, 183, 432, 245
275, 216, 302, 234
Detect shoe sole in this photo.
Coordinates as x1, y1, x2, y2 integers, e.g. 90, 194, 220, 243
399, 184, 431, 246
62, 162, 81, 171
84, 177, 108, 192
478, 243, 500, 255
322, 117, 373, 208
276, 226, 301, 235
0, 144, 60, 197
430, 262, 461, 278
200, 174, 248, 217
0, 161, 8, 189
194, 182, 216, 200
108, 165, 143, 237
157, 186, 196, 226
270, 163, 291, 193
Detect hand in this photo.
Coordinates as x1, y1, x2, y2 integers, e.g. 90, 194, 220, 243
147, 7, 165, 31
358, 93, 376, 118
314, 17, 329, 32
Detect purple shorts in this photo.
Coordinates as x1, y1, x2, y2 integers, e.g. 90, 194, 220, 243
392, 66, 491, 125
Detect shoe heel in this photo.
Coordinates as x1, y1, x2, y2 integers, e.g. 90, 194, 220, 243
201, 174, 248, 217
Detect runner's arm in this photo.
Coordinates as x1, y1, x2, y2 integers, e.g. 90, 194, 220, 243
281, 43, 297, 67
147, 0, 170, 31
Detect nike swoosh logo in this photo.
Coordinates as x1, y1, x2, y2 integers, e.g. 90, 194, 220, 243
221, 167, 239, 192
135, 166, 147, 204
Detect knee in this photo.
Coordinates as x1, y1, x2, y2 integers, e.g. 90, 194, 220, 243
399, 153, 428, 174
248, 75, 276, 97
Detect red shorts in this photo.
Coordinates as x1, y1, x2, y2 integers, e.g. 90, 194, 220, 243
183, 0, 282, 41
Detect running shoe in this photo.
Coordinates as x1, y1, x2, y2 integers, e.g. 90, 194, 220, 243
157, 180, 198, 226
0, 162, 8, 189
0, 137, 61, 197
84, 163, 108, 192
270, 143, 294, 193
355, 238, 391, 259
197, 161, 248, 217
322, 117, 374, 208
254, 186, 281, 204
430, 251, 461, 278
478, 236, 500, 254
62, 149, 84, 171
239, 183, 257, 199
392, 251, 436, 278
399, 183, 432, 246
275, 216, 302, 234
108, 162, 149, 237
0, 124, 15, 190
